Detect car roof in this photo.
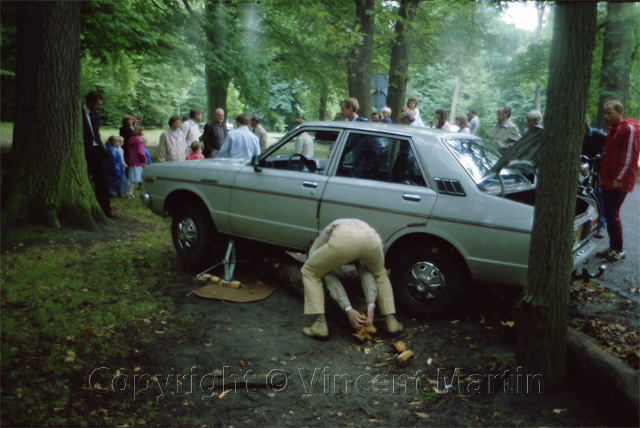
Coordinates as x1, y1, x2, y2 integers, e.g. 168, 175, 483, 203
298, 121, 480, 140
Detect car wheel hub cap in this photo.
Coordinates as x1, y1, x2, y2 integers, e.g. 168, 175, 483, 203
406, 262, 445, 301
177, 218, 197, 251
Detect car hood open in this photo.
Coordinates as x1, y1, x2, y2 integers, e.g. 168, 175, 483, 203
490, 126, 543, 175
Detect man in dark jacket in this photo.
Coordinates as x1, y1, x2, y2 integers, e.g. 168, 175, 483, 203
82, 91, 114, 218
580, 115, 608, 237
201, 108, 228, 158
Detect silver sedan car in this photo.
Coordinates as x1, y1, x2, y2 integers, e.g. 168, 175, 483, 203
142, 122, 598, 317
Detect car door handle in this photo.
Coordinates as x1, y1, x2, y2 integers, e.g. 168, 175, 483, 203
402, 194, 421, 202
303, 181, 318, 188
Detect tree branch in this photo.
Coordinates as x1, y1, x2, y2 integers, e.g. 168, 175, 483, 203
150, 0, 164, 11
182, 0, 193, 15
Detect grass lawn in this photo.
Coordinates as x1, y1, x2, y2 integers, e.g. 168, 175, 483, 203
0, 193, 187, 426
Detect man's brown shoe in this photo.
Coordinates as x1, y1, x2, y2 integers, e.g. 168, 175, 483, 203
386, 318, 403, 336
302, 321, 329, 340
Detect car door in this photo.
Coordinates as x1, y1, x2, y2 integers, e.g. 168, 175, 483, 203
319, 131, 438, 243
229, 128, 341, 249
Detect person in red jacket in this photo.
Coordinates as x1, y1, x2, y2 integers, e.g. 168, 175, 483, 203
596, 100, 640, 263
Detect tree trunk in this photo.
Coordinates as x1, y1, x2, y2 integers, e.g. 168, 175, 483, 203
1, 0, 103, 230
204, 0, 231, 118
318, 87, 328, 122
387, 0, 419, 124
205, 64, 229, 116
516, 1, 597, 389
346, 0, 375, 119
450, 76, 459, 120
596, 2, 634, 130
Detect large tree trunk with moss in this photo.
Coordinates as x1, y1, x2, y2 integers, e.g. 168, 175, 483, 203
595, 2, 634, 130
205, 64, 229, 116
346, 0, 374, 119
1, 0, 104, 230
387, 0, 419, 124
204, 0, 232, 117
516, 2, 597, 389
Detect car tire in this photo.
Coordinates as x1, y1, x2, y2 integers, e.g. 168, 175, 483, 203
390, 246, 467, 318
171, 204, 218, 271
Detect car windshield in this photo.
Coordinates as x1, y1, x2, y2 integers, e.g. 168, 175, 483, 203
443, 138, 531, 191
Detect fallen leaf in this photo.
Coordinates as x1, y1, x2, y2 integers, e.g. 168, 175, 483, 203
218, 389, 231, 399
397, 350, 414, 362
415, 412, 429, 418
500, 321, 515, 328
353, 326, 377, 342
64, 351, 76, 363
393, 341, 406, 353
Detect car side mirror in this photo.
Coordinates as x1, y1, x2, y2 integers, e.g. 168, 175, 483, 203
251, 155, 262, 172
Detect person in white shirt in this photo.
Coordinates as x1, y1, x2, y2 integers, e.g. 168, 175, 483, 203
180, 109, 202, 146
455, 114, 471, 134
250, 115, 269, 152
158, 115, 188, 162
217, 113, 261, 159
467, 108, 480, 135
293, 118, 314, 157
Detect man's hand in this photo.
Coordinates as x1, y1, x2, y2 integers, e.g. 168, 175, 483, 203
612, 179, 622, 189
365, 304, 375, 327
346, 309, 367, 330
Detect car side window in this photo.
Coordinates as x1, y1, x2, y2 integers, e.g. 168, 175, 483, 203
336, 133, 426, 187
260, 130, 339, 174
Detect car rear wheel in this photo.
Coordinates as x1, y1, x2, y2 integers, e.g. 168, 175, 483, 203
391, 246, 467, 318
171, 204, 218, 271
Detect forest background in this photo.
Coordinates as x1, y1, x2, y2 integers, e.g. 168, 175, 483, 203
1, 0, 638, 139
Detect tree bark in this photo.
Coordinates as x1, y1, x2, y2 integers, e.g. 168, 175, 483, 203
387, 0, 419, 124
1, 0, 103, 230
346, 0, 375, 119
204, 0, 232, 118
516, 2, 597, 389
596, 2, 634, 130
318, 87, 328, 122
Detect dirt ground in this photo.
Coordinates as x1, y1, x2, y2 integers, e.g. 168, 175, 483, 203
86, 248, 638, 428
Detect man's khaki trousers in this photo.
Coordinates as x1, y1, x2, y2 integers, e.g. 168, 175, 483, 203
302, 223, 395, 315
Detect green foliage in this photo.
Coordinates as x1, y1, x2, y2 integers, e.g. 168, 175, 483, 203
1, 196, 178, 425
406, 1, 553, 134
3, 0, 636, 135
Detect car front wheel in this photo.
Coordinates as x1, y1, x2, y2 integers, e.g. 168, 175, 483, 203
391, 246, 467, 318
171, 204, 217, 270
